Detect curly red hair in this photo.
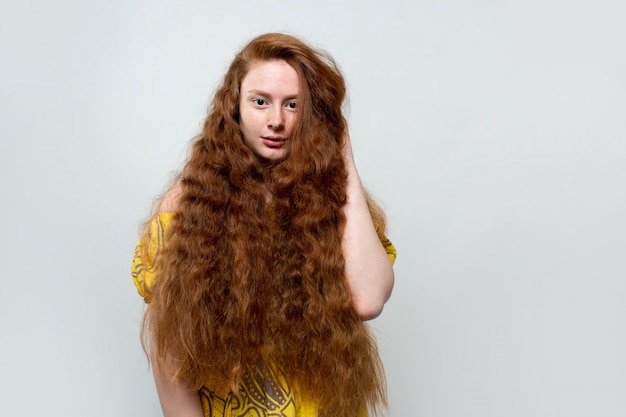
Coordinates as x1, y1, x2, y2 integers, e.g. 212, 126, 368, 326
143, 33, 388, 416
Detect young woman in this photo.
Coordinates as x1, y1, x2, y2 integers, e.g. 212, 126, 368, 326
132, 33, 396, 417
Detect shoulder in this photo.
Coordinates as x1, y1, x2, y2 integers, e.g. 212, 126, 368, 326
159, 181, 183, 213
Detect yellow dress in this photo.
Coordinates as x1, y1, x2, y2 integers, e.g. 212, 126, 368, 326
132, 213, 396, 417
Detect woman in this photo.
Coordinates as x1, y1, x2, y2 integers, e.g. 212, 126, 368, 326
132, 33, 396, 417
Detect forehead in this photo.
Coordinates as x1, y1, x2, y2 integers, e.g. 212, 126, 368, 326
241, 59, 299, 94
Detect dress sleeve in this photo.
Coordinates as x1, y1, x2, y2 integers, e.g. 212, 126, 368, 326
131, 212, 175, 303
374, 222, 397, 265
381, 235, 397, 265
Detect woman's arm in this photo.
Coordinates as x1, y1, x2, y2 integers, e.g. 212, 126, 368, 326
150, 344, 204, 417
152, 363, 205, 417
150, 184, 205, 416
152, 366, 204, 417
159, 181, 184, 213
341, 131, 395, 320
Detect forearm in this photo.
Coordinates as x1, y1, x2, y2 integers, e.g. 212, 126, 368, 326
149, 327, 204, 417
152, 362, 204, 417
341, 138, 394, 320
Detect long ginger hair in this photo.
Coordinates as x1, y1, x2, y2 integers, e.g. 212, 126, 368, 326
143, 33, 388, 417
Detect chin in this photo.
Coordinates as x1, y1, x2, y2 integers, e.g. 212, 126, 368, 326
255, 153, 287, 165
260, 150, 287, 161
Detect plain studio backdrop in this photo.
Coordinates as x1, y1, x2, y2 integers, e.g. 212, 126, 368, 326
1, 1, 624, 416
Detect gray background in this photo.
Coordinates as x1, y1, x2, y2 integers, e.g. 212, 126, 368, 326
1, 1, 625, 416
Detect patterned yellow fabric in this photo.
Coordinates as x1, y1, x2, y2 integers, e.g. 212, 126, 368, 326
131, 212, 174, 303
131, 212, 396, 417
377, 228, 397, 265
198, 362, 326, 417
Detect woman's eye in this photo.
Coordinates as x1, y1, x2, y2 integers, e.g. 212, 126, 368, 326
286, 101, 297, 109
254, 99, 267, 106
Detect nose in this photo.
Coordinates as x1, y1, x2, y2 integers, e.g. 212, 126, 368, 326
267, 107, 285, 130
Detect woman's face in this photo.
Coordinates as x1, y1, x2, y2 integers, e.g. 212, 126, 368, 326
239, 59, 299, 161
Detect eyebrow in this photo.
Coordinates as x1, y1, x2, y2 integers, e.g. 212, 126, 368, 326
245, 89, 299, 100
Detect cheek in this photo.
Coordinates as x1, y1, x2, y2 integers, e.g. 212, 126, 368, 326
238, 111, 251, 135
238, 105, 246, 126
239, 112, 260, 143
240, 108, 259, 129
285, 113, 297, 132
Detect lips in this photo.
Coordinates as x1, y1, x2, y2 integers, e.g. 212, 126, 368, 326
262, 136, 287, 148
